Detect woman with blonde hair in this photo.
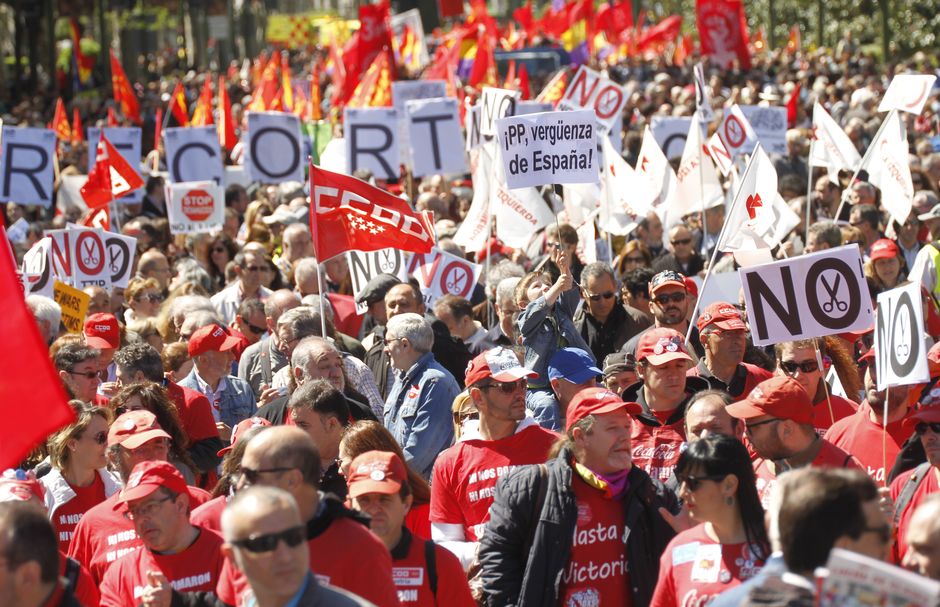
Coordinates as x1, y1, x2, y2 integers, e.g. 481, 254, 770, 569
864, 238, 906, 291
40, 401, 120, 552
123, 276, 164, 324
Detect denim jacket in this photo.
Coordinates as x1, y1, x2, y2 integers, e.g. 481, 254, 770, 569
383, 352, 460, 479
178, 369, 257, 429
515, 287, 593, 387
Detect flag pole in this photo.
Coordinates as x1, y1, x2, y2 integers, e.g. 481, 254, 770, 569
484, 183, 494, 329
805, 138, 814, 241
832, 109, 894, 221
316, 259, 329, 341
696, 111, 708, 258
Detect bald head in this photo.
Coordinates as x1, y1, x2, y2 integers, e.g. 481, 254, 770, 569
241, 426, 322, 490
384, 283, 425, 319
903, 494, 940, 580
264, 289, 301, 331
222, 485, 301, 540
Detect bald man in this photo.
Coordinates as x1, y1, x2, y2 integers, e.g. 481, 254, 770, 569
902, 494, 940, 580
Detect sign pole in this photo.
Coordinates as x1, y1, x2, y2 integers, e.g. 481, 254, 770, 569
813, 339, 836, 426
805, 138, 814, 241
316, 260, 329, 340
832, 110, 894, 221
883, 384, 890, 487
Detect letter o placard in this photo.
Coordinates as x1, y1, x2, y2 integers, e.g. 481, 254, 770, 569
889, 290, 920, 377
250, 127, 301, 180
74, 231, 105, 276
805, 258, 860, 329
106, 236, 131, 284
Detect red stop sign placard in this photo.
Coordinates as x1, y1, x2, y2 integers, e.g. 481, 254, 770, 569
181, 189, 214, 221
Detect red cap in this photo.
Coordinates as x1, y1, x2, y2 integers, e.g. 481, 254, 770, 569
696, 301, 747, 332
108, 410, 171, 449
465, 347, 538, 386
904, 406, 940, 432
0, 469, 45, 503
635, 327, 693, 366
869, 238, 900, 261
346, 451, 408, 499
188, 324, 242, 357
116, 461, 188, 505
84, 313, 120, 349
683, 276, 699, 298
649, 270, 687, 295
859, 347, 875, 364
726, 376, 814, 425
928, 342, 940, 378
565, 387, 642, 433
217, 417, 272, 457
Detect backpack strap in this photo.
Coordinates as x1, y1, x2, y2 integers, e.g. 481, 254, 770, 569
893, 462, 934, 530
63, 556, 81, 591
424, 539, 438, 598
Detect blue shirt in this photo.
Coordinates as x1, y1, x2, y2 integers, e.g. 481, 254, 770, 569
383, 352, 460, 479
515, 287, 593, 387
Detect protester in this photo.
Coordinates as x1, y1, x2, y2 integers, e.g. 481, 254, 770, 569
574, 262, 651, 363
287, 380, 353, 499
54, 343, 105, 404
622, 270, 702, 358
211, 250, 274, 324
653, 225, 705, 276
889, 406, 940, 565
684, 390, 739, 440
546, 347, 602, 430
237, 289, 300, 397
602, 351, 639, 394
901, 494, 940, 579
693, 301, 773, 398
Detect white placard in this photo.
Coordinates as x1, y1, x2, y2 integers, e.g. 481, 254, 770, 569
480, 87, 521, 137
496, 110, 598, 189
715, 104, 758, 159
0, 127, 56, 207
69, 227, 111, 290
406, 98, 467, 177
104, 232, 137, 289
406, 247, 481, 307
875, 282, 929, 390
517, 101, 554, 115
347, 248, 409, 314
21, 237, 54, 297
735, 105, 787, 155
246, 112, 304, 184
393, 80, 448, 166
344, 108, 400, 181
558, 65, 628, 132
166, 180, 225, 235
88, 127, 143, 203
465, 105, 482, 151
650, 116, 692, 159
164, 126, 224, 185
739, 245, 874, 346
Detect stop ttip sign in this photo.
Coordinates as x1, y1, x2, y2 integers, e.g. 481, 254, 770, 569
182, 189, 214, 221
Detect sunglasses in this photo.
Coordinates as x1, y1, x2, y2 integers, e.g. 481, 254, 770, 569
244, 265, 268, 273
245, 323, 267, 335
677, 474, 726, 491
652, 292, 686, 305
915, 422, 940, 435
239, 466, 295, 485
231, 525, 306, 553
479, 379, 527, 394
85, 431, 108, 445
671, 238, 693, 246
745, 418, 780, 434
68, 369, 107, 380
585, 291, 616, 302
780, 360, 820, 375
138, 293, 164, 303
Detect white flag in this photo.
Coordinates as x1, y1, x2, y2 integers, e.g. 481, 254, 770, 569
716, 104, 759, 159
810, 102, 861, 184
878, 74, 937, 115
664, 112, 724, 222
860, 110, 913, 224
719, 144, 779, 251
694, 63, 715, 123
706, 131, 734, 176
453, 147, 492, 253
599, 137, 652, 235
635, 126, 677, 216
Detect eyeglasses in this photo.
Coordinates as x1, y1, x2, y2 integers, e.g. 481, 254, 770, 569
244, 265, 267, 273
671, 238, 693, 246
780, 360, 820, 375
383, 337, 404, 346
677, 474, 727, 491
915, 422, 940, 435
862, 522, 891, 544
744, 418, 781, 434
652, 292, 686, 305
124, 495, 174, 521
245, 323, 267, 335
83, 431, 108, 445
67, 369, 107, 380
239, 466, 295, 486
231, 526, 306, 553
585, 291, 616, 302
138, 293, 164, 303
478, 379, 527, 394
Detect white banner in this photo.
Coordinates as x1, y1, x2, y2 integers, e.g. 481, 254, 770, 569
167, 180, 225, 234
739, 245, 874, 346
736, 105, 787, 154
878, 74, 937, 115
480, 87, 520, 137
0, 127, 56, 207
246, 112, 304, 183
716, 104, 758, 159
88, 127, 143, 203
496, 110, 598, 189
406, 98, 467, 177
344, 107, 400, 181
875, 282, 929, 390
558, 65, 628, 132
164, 126, 224, 185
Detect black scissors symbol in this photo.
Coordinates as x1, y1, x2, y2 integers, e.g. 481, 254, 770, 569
821, 274, 848, 314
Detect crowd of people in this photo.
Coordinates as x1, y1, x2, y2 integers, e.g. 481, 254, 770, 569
6, 14, 940, 607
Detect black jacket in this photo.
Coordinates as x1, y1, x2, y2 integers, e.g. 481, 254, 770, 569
479, 448, 679, 607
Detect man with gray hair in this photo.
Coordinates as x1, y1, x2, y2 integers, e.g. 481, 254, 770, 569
238, 289, 300, 397
26, 294, 61, 346
805, 222, 844, 254
212, 249, 274, 324
276, 223, 314, 284
493, 276, 522, 346
292, 257, 321, 298
383, 313, 460, 478
574, 261, 651, 363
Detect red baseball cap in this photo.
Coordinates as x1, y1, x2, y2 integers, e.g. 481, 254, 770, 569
465, 347, 538, 386
84, 313, 120, 349
859, 346, 875, 365
683, 276, 699, 299
346, 451, 408, 499
565, 387, 642, 433
649, 270, 687, 295
108, 410, 171, 450
726, 376, 814, 425
902, 405, 940, 432
188, 324, 242, 357
696, 302, 747, 332
635, 327, 693, 366
869, 238, 900, 261
0, 469, 45, 504
217, 417, 272, 457
116, 461, 188, 505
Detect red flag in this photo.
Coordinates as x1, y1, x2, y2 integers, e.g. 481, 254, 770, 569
110, 49, 141, 123
594, 0, 634, 41
636, 15, 682, 51
310, 64, 323, 121
696, 0, 751, 69
191, 78, 214, 126
169, 82, 190, 127
0, 227, 75, 469
79, 206, 110, 231
437, 0, 463, 18
81, 134, 145, 209
51, 98, 71, 142
347, 50, 394, 108
786, 25, 801, 54
71, 108, 84, 145
153, 107, 163, 152
217, 77, 238, 152
248, 55, 280, 112
518, 63, 531, 100
107, 107, 118, 127
513, 0, 535, 38
786, 82, 802, 127
309, 163, 434, 261
468, 27, 497, 88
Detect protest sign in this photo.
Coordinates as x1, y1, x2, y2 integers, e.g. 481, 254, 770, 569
875, 282, 929, 390
558, 66, 628, 132
715, 105, 758, 159
69, 228, 111, 290
344, 107, 400, 180
480, 87, 520, 137
739, 245, 873, 346
650, 116, 692, 159
105, 232, 137, 289
406, 98, 467, 177
736, 105, 787, 154
407, 246, 481, 307
21, 238, 54, 298
392, 80, 448, 165
496, 110, 597, 189
46, 229, 75, 284
164, 126, 224, 184
167, 180, 224, 234
465, 105, 482, 151
53, 280, 90, 334
246, 112, 304, 183
88, 127, 143, 203
347, 248, 409, 314
705, 132, 733, 176
819, 548, 940, 607
517, 101, 554, 115
878, 74, 937, 115
0, 127, 56, 208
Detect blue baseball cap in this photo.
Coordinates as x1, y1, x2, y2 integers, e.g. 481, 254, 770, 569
548, 348, 602, 384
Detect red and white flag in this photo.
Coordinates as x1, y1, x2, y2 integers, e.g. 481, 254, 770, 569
664, 112, 724, 222
860, 110, 913, 223
719, 143, 781, 251
716, 104, 758, 160
309, 163, 435, 261
635, 126, 677, 216
78, 206, 111, 231
878, 74, 937, 115
696, 0, 751, 70
80, 134, 145, 209
810, 102, 861, 183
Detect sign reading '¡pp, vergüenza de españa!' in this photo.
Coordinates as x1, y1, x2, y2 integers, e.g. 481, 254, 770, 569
496, 109, 598, 190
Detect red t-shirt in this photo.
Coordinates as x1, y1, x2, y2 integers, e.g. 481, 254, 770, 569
216, 515, 399, 606
67, 486, 212, 584
52, 473, 106, 553
59, 551, 100, 607
392, 531, 475, 607
558, 473, 632, 607
430, 423, 557, 541
99, 527, 225, 607
650, 524, 765, 607
631, 417, 686, 485
165, 381, 221, 442
752, 439, 859, 508
826, 401, 911, 485
890, 466, 940, 564
407, 501, 432, 540
813, 394, 859, 436
190, 494, 227, 533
